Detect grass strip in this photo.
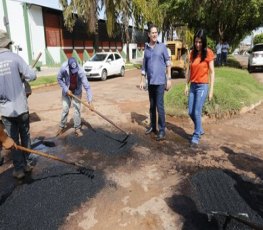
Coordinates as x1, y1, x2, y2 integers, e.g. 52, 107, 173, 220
165, 67, 263, 118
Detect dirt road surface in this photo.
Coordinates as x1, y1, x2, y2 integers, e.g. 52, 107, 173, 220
0, 67, 263, 230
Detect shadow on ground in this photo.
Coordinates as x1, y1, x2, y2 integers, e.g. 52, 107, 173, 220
221, 146, 263, 180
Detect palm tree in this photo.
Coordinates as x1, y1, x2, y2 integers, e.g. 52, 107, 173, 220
59, 0, 100, 51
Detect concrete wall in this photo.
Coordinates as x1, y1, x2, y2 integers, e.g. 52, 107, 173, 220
48, 47, 61, 64
4, 1, 29, 63
28, 5, 46, 64
0, 3, 4, 29
0, 1, 47, 65
122, 43, 138, 61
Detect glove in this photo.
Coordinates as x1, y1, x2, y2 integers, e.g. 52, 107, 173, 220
67, 90, 73, 97
0, 128, 16, 150
88, 102, 94, 111
2, 136, 16, 150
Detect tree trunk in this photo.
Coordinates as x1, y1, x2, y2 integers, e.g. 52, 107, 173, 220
125, 30, 130, 63
124, 16, 130, 63
94, 19, 99, 52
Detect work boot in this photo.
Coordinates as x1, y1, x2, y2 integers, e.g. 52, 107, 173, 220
56, 127, 65, 136
75, 128, 82, 137
12, 169, 25, 179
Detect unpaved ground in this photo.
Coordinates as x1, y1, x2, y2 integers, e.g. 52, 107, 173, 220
0, 68, 263, 230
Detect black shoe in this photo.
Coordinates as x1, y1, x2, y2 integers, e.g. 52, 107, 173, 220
145, 127, 157, 135
156, 132, 165, 141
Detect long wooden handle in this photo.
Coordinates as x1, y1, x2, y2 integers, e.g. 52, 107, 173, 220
32, 52, 42, 68
17, 145, 80, 167
70, 94, 128, 135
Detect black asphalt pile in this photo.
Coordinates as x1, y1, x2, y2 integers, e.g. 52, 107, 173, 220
0, 165, 105, 230
190, 169, 263, 229
65, 127, 134, 156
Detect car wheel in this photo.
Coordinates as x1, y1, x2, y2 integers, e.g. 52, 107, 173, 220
120, 66, 125, 77
101, 69, 107, 81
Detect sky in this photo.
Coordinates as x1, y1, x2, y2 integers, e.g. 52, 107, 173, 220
19, 0, 106, 18
17, 0, 62, 10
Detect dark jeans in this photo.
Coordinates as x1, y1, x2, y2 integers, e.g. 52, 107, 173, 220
222, 52, 227, 65
148, 84, 166, 134
216, 53, 222, 66
1, 112, 31, 170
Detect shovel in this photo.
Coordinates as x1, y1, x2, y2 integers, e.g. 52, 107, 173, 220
17, 145, 94, 178
70, 94, 129, 143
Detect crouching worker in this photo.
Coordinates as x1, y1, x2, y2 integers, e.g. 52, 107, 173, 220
56, 57, 93, 137
0, 29, 37, 179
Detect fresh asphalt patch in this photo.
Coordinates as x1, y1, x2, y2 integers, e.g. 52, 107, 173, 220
190, 169, 263, 229
0, 165, 105, 230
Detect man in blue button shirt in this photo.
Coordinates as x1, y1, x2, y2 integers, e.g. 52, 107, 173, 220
140, 25, 171, 141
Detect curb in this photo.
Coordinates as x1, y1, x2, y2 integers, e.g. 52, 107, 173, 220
31, 82, 58, 90
202, 100, 262, 123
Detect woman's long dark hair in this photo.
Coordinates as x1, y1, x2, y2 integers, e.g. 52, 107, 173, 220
192, 29, 207, 62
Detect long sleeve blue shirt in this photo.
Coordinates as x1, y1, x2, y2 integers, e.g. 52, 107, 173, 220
0, 48, 36, 117
141, 41, 170, 85
57, 61, 92, 102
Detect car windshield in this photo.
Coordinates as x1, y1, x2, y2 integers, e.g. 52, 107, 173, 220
90, 54, 107, 61
252, 45, 263, 52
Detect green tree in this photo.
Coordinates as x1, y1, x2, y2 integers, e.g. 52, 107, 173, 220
59, 0, 101, 51
253, 33, 263, 45
172, 0, 263, 47
60, 0, 164, 62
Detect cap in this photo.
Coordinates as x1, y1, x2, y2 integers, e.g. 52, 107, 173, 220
0, 29, 13, 48
68, 57, 79, 74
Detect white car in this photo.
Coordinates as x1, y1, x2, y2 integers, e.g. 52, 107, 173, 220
83, 52, 125, 80
248, 43, 263, 73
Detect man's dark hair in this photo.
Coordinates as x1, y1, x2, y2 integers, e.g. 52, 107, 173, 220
192, 29, 207, 62
148, 24, 158, 33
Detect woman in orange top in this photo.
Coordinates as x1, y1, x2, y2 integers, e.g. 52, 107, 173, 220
185, 29, 215, 145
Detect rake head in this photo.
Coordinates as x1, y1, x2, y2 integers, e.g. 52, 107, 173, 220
121, 134, 129, 143
77, 167, 95, 179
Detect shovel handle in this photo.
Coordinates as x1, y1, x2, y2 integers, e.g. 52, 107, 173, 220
70, 94, 128, 135
32, 52, 42, 68
16, 145, 79, 167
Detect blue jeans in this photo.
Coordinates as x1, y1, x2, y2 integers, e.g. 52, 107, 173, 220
1, 112, 31, 170
148, 84, 166, 134
60, 94, 81, 129
188, 83, 208, 143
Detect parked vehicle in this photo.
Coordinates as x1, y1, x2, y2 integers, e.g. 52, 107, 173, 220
166, 40, 189, 78
83, 52, 125, 80
248, 43, 263, 73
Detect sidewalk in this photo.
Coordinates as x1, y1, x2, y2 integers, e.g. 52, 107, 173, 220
36, 66, 60, 77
